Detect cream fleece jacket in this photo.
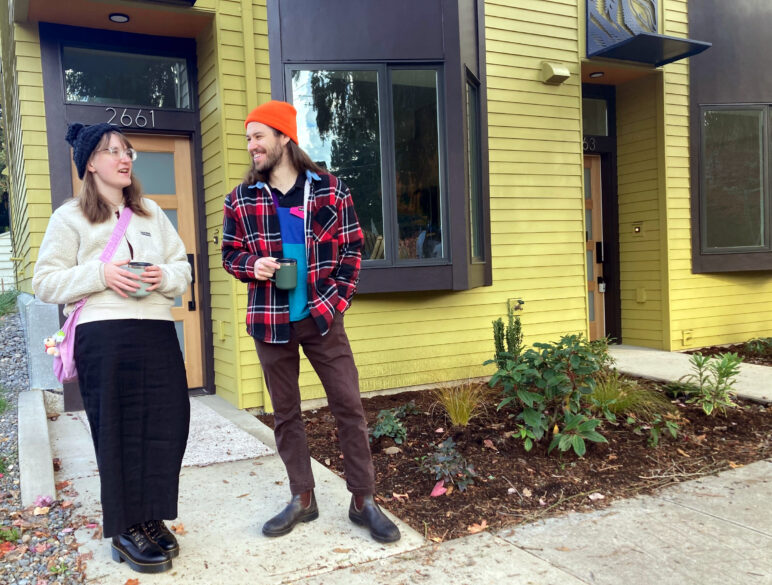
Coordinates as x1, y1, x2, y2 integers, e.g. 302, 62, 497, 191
33, 198, 191, 324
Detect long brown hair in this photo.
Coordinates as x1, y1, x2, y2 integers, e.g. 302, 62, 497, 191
243, 131, 326, 186
77, 132, 149, 224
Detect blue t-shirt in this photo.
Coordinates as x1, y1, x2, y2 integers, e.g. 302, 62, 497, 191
271, 175, 310, 322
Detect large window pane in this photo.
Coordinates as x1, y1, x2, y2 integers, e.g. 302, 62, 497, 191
63, 47, 191, 109
702, 109, 765, 250
393, 70, 443, 260
467, 81, 484, 261
290, 70, 384, 259
582, 98, 608, 136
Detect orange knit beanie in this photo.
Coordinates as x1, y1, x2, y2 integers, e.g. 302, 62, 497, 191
244, 100, 298, 144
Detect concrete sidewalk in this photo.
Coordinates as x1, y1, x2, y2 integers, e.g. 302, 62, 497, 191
19, 345, 772, 583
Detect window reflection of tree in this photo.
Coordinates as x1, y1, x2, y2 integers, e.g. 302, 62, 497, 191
297, 70, 384, 259
63, 49, 187, 108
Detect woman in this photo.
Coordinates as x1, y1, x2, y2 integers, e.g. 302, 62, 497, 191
33, 123, 191, 574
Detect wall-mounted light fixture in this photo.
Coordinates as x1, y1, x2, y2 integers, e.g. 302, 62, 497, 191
540, 61, 570, 85
109, 13, 130, 23
589, 71, 605, 79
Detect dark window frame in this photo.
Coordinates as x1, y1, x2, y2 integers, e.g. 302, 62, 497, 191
267, 0, 492, 294
285, 63, 450, 269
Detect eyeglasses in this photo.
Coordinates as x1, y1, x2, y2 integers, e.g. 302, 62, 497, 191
98, 147, 137, 161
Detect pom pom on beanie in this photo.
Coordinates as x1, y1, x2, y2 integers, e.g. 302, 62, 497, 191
65, 122, 121, 179
244, 101, 298, 144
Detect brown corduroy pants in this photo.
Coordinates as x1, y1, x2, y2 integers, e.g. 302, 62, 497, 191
254, 313, 375, 496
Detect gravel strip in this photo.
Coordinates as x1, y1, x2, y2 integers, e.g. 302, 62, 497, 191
0, 311, 89, 585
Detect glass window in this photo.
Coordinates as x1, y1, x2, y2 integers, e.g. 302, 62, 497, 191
701, 108, 766, 251
290, 66, 446, 265
467, 80, 484, 261
291, 69, 384, 259
63, 47, 191, 109
392, 70, 442, 260
582, 98, 608, 136
132, 152, 176, 195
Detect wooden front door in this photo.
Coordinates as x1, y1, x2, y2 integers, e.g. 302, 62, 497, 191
72, 134, 204, 388
584, 155, 605, 341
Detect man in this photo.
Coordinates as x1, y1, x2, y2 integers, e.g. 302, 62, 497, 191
222, 100, 400, 543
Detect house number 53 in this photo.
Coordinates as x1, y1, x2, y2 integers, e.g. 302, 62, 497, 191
106, 107, 156, 128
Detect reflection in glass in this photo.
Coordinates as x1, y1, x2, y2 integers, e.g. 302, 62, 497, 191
63, 47, 190, 109
174, 321, 185, 356
588, 291, 595, 322
291, 69, 384, 259
582, 98, 608, 136
585, 209, 592, 241
584, 167, 592, 199
467, 82, 483, 261
703, 109, 765, 250
587, 250, 594, 281
133, 152, 176, 194
162, 209, 179, 232
393, 70, 443, 260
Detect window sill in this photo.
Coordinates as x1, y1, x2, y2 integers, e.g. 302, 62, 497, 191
692, 252, 772, 273
358, 264, 454, 293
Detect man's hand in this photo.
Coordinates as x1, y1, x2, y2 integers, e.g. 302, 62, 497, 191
103, 258, 139, 298
255, 257, 280, 281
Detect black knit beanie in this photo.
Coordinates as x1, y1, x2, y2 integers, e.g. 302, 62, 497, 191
65, 123, 121, 179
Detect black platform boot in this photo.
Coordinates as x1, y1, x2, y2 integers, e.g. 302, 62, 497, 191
111, 523, 172, 573
142, 520, 179, 559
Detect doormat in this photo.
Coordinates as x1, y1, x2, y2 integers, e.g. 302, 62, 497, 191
76, 397, 273, 468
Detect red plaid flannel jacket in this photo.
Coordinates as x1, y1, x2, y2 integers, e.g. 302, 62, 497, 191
222, 170, 363, 343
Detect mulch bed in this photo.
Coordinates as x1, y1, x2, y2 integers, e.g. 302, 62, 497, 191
256, 379, 771, 542
684, 343, 772, 367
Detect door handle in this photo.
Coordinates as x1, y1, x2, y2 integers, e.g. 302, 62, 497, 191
187, 253, 196, 311
597, 276, 606, 294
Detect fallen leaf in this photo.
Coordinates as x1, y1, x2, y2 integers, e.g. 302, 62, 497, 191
676, 448, 690, 458
430, 480, 447, 497
35, 543, 49, 553
392, 492, 409, 501
34, 495, 54, 507
507, 487, 516, 495
445, 485, 454, 495
332, 548, 351, 553
728, 461, 743, 469
429, 536, 443, 543
556, 546, 573, 552
33, 506, 50, 516
55, 481, 71, 490
324, 458, 331, 466
171, 523, 187, 535
0, 541, 16, 556
435, 428, 444, 434
236, 494, 249, 498
383, 446, 402, 455
222, 479, 229, 484
47, 413, 60, 421
539, 497, 547, 506
91, 525, 103, 540
483, 439, 498, 451
467, 520, 488, 534
60, 501, 73, 509
588, 492, 605, 501
522, 488, 532, 498
124, 579, 140, 585
606, 453, 618, 461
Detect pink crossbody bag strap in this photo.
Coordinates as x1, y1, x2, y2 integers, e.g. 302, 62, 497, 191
53, 207, 134, 384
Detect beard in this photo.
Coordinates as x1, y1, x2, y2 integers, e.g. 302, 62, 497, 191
254, 142, 285, 177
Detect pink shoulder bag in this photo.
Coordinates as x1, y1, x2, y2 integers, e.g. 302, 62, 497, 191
50, 208, 134, 384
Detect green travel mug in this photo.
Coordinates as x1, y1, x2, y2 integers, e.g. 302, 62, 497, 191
274, 258, 298, 290
123, 261, 153, 297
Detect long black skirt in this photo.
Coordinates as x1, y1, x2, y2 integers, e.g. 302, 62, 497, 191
75, 319, 190, 538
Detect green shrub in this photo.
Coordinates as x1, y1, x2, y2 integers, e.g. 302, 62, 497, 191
680, 352, 742, 416
0, 290, 19, 317
490, 333, 608, 457
420, 437, 476, 492
432, 380, 487, 427
627, 413, 680, 448
370, 409, 407, 444
743, 337, 772, 356
491, 301, 524, 370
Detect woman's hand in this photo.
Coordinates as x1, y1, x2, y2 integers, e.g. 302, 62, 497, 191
141, 264, 164, 291
255, 257, 280, 281
103, 258, 139, 298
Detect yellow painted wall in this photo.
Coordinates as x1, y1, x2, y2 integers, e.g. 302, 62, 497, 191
616, 74, 667, 348
660, 0, 772, 350
0, 17, 51, 293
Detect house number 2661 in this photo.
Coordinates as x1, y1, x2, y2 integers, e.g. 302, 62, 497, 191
106, 107, 156, 128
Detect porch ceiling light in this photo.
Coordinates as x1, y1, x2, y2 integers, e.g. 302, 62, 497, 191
109, 13, 130, 23
589, 71, 604, 79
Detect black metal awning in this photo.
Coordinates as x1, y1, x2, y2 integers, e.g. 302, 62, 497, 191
589, 32, 711, 68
